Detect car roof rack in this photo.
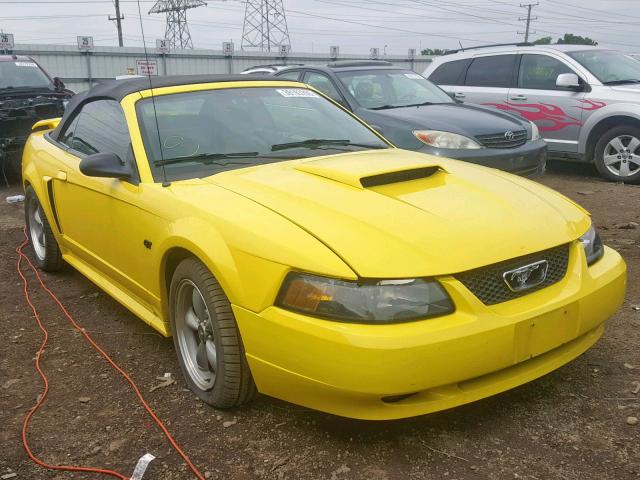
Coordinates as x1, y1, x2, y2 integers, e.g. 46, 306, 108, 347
327, 60, 394, 68
242, 63, 304, 71
444, 42, 533, 55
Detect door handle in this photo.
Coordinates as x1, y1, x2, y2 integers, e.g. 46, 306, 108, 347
56, 170, 67, 181
510, 94, 528, 101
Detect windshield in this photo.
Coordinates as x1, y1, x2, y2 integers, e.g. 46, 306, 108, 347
336, 69, 453, 109
137, 86, 389, 181
0, 60, 52, 90
568, 50, 640, 84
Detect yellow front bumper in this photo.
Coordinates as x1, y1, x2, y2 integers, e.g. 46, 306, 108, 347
233, 244, 626, 420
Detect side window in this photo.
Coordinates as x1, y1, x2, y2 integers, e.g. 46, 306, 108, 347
465, 55, 517, 88
518, 54, 574, 90
277, 70, 302, 81
304, 72, 343, 103
58, 114, 80, 147
429, 59, 470, 85
69, 100, 132, 162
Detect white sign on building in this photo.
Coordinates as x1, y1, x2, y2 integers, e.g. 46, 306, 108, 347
279, 44, 289, 57
156, 39, 169, 54
222, 42, 234, 57
0, 33, 15, 51
136, 59, 158, 76
77, 36, 94, 51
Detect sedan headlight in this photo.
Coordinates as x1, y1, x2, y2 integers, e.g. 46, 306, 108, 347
530, 121, 541, 141
276, 273, 454, 323
579, 224, 604, 265
413, 130, 482, 149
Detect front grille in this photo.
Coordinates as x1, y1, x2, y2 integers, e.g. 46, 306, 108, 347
455, 244, 570, 305
476, 129, 527, 149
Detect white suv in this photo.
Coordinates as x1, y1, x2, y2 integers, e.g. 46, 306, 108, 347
424, 44, 640, 183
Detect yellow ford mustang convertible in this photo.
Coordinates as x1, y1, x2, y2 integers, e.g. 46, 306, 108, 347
22, 76, 626, 420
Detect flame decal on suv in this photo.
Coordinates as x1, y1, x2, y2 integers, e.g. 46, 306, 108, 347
576, 99, 607, 111
483, 102, 581, 132
483, 100, 606, 132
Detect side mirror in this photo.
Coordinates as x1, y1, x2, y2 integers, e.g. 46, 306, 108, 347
556, 73, 581, 90
79, 152, 131, 180
53, 77, 66, 91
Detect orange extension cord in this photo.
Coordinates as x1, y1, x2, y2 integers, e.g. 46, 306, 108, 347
16, 229, 206, 480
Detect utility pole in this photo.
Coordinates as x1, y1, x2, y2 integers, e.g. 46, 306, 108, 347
518, 2, 538, 43
109, 0, 124, 47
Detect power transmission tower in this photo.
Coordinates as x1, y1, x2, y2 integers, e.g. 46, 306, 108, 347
241, 0, 291, 52
518, 2, 538, 43
109, 0, 124, 47
149, 0, 206, 50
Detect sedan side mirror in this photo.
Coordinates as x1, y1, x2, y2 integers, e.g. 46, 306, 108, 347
556, 73, 581, 90
53, 77, 66, 91
79, 152, 131, 180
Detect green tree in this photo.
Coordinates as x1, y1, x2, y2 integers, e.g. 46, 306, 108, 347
556, 33, 598, 45
532, 36, 552, 45
421, 48, 449, 56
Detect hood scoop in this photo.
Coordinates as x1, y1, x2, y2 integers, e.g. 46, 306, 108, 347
294, 150, 445, 189
360, 166, 440, 187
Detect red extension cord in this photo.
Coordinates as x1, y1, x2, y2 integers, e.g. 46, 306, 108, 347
16, 229, 206, 479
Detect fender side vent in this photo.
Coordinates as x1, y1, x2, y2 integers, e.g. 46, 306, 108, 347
46, 179, 63, 234
360, 166, 440, 188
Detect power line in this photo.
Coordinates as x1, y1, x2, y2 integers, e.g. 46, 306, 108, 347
518, 2, 537, 43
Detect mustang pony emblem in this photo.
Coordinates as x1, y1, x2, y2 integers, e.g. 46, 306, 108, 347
502, 260, 549, 292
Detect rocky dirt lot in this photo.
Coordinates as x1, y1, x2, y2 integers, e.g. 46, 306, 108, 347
0, 162, 638, 480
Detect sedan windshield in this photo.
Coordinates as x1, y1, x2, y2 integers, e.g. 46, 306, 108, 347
336, 69, 453, 109
0, 60, 52, 90
568, 50, 640, 84
137, 86, 388, 181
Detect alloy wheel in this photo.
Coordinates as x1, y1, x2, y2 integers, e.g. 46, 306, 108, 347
28, 200, 46, 261
174, 279, 217, 391
603, 135, 640, 178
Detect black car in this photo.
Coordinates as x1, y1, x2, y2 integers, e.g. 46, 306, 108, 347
0, 55, 73, 184
273, 61, 546, 177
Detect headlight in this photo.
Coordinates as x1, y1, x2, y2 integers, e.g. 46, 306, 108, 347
276, 273, 454, 323
530, 121, 541, 140
579, 224, 604, 265
413, 130, 482, 149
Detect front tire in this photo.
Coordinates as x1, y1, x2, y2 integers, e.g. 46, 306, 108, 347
24, 186, 63, 272
169, 257, 256, 408
594, 126, 640, 183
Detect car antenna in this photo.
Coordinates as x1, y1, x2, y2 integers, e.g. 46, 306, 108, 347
458, 41, 465, 52
137, 0, 170, 187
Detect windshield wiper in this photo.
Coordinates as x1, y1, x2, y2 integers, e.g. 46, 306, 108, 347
401, 101, 434, 108
602, 79, 640, 85
154, 151, 259, 166
271, 139, 384, 152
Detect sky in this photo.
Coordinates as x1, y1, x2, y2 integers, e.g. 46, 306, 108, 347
1, 0, 639, 55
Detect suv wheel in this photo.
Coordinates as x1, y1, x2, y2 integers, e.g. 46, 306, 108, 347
594, 126, 640, 183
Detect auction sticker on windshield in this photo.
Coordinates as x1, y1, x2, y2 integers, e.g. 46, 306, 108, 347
277, 89, 320, 98
15, 62, 38, 68
404, 73, 423, 79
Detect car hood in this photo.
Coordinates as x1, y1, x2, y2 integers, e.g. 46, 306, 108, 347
193, 149, 589, 278
359, 103, 529, 137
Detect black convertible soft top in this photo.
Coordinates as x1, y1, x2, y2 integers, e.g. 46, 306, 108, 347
51, 74, 284, 141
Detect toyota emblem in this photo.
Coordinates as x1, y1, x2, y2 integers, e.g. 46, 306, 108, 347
504, 131, 515, 141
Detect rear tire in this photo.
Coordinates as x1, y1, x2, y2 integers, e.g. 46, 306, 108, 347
169, 257, 257, 408
24, 186, 63, 272
594, 125, 640, 183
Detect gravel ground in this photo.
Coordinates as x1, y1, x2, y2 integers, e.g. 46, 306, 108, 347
0, 162, 638, 480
